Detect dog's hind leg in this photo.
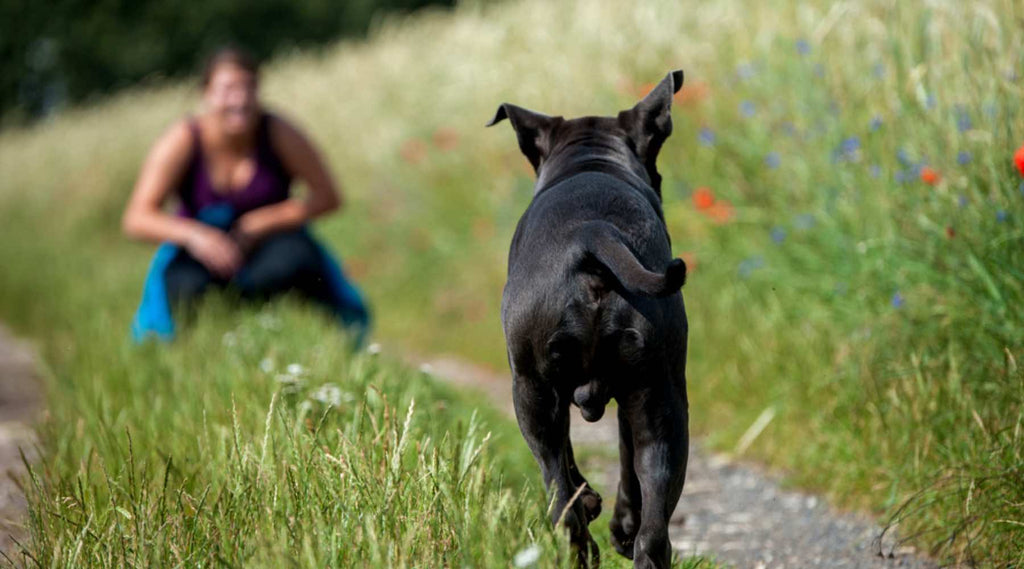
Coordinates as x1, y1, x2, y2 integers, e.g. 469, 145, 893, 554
565, 436, 602, 522
621, 385, 688, 569
610, 405, 643, 559
513, 376, 599, 567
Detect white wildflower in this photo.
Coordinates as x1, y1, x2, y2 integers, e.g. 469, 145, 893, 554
512, 544, 541, 568
366, 342, 382, 355
311, 383, 343, 407
259, 358, 274, 373
275, 373, 299, 385
257, 313, 281, 330
419, 363, 434, 376
286, 363, 305, 376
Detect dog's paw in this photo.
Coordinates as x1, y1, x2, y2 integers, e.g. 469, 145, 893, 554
609, 506, 638, 559
580, 486, 602, 522
571, 532, 601, 569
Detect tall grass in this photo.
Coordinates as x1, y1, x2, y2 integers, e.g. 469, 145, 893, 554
4, 295, 566, 566
16, 305, 546, 566
1, 0, 1022, 564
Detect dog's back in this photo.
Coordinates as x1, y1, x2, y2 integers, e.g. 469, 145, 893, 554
502, 170, 687, 421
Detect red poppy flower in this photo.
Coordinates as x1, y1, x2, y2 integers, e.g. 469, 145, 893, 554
945, 226, 955, 239
673, 81, 710, 106
920, 166, 940, 185
432, 127, 459, 151
472, 217, 495, 240
400, 139, 427, 165
635, 82, 656, 98
692, 187, 715, 210
680, 251, 697, 275
1014, 144, 1024, 177
706, 200, 735, 224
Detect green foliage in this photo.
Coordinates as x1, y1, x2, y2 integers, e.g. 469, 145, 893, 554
0, 0, 1022, 565
12, 302, 552, 566
1, 0, 456, 121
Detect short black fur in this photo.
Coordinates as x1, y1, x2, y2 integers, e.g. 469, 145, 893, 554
489, 70, 690, 569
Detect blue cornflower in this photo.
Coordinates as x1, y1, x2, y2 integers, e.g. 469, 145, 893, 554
698, 127, 716, 146
770, 226, 786, 244
925, 93, 937, 110
796, 39, 811, 55
873, 63, 885, 78
897, 148, 912, 166
957, 151, 971, 165
891, 292, 905, 309
835, 136, 861, 162
869, 164, 881, 178
870, 115, 883, 131
765, 152, 781, 169
740, 100, 756, 117
955, 107, 973, 132
958, 195, 968, 208
738, 256, 765, 278
997, 210, 1009, 223
794, 213, 816, 230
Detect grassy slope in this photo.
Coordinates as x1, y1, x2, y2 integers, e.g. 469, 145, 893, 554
1, 0, 1023, 564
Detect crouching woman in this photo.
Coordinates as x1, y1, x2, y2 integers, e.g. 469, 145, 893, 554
123, 47, 369, 345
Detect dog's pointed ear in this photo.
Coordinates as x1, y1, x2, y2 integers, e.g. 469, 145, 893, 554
487, 103, 556, 171
618, 70, 684, 194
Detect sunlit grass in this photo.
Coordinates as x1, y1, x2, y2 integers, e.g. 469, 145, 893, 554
1, 0, 1022, 564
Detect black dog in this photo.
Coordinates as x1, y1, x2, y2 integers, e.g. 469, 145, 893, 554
488, 71, 689, 569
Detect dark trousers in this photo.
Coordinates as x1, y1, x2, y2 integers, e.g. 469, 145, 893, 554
165, 230, 339, 315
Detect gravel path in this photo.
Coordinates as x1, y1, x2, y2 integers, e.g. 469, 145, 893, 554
0, 325, 41, 558
419, 353, 937, 568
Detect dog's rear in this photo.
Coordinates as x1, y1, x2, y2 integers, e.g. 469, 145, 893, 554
492, 71, 689, 569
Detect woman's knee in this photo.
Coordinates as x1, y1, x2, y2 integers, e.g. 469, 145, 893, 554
240, 231, 322, 293
165, 256, 212, 306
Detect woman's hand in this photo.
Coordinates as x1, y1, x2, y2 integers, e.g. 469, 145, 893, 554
186, 225, 243, 279
230, 209, 272, 254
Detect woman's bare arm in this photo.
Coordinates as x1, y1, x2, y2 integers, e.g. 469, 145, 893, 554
122, 121, 242, 277
123, 121, 201, 244
231, 115, 341, 244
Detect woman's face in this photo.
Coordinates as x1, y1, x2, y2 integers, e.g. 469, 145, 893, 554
203, 63, 259, 136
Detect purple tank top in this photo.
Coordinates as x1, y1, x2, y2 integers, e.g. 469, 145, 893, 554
177, 113, 292, 218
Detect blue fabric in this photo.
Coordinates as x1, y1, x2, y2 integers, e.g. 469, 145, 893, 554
131, 203, 370, 345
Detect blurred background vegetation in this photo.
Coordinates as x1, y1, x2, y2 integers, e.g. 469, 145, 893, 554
0, 0, 1022, 566
1, 0, 460, 123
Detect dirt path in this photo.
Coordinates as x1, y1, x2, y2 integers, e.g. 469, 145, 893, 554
0, 325, 41, 558
419, 353, 936, 569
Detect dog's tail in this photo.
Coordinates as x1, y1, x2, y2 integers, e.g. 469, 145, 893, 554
577, 221, 686, 298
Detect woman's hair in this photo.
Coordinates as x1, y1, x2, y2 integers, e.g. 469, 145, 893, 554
200, 45, 259, 88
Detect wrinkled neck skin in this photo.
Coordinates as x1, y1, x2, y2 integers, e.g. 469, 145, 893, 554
534, 132, 655, 197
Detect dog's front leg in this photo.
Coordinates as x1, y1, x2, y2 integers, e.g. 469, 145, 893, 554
622, 386, 688, 569
513, 376, 599, 567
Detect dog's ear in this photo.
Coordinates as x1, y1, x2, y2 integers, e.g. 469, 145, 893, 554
618, 70, 684, 194
487, 103, 557, 171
